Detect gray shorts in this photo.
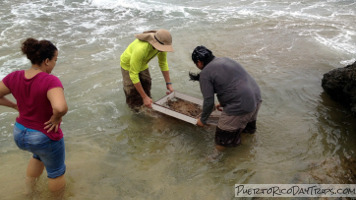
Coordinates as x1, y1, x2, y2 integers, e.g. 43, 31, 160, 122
215, 101, 261, 147
217, 101, 262, 132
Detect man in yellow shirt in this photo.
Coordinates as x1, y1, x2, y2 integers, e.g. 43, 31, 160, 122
120, 29, 174, 111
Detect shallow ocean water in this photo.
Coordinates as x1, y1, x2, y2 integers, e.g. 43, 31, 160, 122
0, 0, 356, 199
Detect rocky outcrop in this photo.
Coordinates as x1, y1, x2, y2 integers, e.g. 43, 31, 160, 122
321, 61, 356, 115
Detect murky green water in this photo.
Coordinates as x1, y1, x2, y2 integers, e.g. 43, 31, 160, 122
1, 0, 355, 199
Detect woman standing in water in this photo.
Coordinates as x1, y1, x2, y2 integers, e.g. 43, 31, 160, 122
0, 38, 68, 195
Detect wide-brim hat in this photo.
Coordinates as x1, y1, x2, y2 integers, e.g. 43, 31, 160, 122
135, 29, 173, 52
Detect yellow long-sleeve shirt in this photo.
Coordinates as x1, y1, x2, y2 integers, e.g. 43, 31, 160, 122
120, 39, 169, 84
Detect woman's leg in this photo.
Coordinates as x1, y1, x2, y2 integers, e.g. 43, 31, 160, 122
25, 157, 44, 193
48, 174, 66, 193
27, 157, 44, 177
45, 138, 66, 195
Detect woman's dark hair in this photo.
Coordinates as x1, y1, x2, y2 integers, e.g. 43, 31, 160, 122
191, 45, 215, 66
21, 38, 57, 65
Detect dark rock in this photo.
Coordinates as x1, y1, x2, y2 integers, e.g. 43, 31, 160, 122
321, 61, 356, 114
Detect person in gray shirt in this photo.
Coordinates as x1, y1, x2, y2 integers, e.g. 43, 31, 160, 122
190, 46, 262, 153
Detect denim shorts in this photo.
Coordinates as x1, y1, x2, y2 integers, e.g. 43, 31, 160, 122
13, 122, 66, 178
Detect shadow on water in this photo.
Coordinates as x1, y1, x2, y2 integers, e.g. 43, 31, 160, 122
85, 109, 260, 200
293, 91, 356, 184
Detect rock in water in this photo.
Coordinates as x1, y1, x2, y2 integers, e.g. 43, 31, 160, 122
321, 61, 356, 114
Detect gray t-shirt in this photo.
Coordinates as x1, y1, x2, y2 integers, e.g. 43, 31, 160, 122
199, 57, 261, 124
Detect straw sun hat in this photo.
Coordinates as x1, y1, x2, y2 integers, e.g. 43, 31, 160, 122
135, 29, 173, 52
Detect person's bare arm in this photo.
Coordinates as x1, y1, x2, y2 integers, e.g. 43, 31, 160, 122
0, 81, 17, 110
44, 87, 68, 133
162, 70, 173, 94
